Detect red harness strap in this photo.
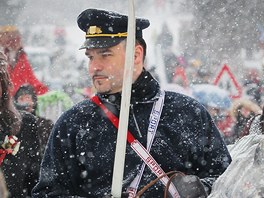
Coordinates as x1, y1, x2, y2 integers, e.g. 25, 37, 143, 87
91, 95, 135, 144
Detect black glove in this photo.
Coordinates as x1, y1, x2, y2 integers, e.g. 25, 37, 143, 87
121, 192, 129, 198
170, 174, 208, 198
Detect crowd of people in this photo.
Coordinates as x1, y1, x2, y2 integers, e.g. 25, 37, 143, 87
0, 6, 263, 198
0, 25, 53, 197
152, 22, 264, 146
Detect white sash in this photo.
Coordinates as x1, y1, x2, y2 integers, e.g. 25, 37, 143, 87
127, 90, 180, 198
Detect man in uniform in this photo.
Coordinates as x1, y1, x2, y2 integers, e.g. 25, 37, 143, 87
32, 8, 231, 197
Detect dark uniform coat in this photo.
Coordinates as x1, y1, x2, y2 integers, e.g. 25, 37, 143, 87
32, 70, 231, 197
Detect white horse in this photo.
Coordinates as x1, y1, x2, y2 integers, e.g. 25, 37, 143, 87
209, 115, 264, 198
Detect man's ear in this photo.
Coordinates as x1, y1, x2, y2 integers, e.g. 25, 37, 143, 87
134, 44, 144, 65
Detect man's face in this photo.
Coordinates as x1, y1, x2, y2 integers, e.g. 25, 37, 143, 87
86, 42, 127, 94
0, 31, 21, 51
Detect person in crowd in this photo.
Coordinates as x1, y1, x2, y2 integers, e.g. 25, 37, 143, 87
0, 25, 48, 96
0, 50, 41, 197
0, 53, 9, 198
206, 106, 234, 145
230, 98, 262, 140
155, 23, 179, 83
13, 84, 54, 157
32, 9, 231, 198
243, 68, 263, 106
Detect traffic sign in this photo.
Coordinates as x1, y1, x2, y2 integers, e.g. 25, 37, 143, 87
213, 64, 242, 99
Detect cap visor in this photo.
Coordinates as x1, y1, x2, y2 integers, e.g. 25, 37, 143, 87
79, 37, 125, 50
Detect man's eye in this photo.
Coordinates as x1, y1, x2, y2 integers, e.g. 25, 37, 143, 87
87, 55, 93, 60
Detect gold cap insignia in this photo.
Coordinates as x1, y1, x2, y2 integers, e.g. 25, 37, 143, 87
87, 26, 102, 35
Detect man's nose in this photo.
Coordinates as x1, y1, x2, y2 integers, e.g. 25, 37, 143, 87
89, 59, 103, 72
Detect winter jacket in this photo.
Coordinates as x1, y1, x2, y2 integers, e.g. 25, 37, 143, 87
32, 70, 231, 197
1, 111, 41, 198
7, 51, 48, 96
13, 84, 54, 157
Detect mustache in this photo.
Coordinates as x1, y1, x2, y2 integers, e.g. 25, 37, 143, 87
92, 72, 108, 79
